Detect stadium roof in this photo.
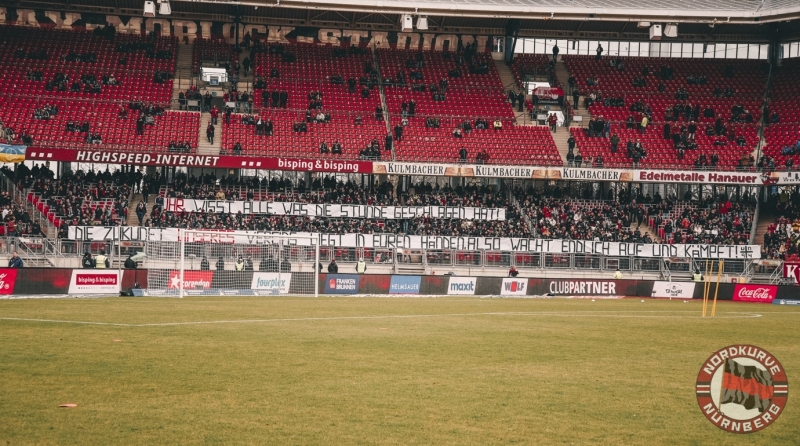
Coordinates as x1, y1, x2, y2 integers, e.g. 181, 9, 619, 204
7, 0, 800, 40
171, 0, 799, 23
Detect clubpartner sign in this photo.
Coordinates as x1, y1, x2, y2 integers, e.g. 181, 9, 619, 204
447, 277, 477, 295
251, 273, 292, 294
548, 280, 618, 296
696, 345, 788, 433
68, 270, 121, 294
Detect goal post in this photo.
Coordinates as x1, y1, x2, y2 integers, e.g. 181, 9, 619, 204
142, 230, 319, 297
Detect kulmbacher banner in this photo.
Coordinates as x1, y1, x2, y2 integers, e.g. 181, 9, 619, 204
69, 226, 762, 259
164, 199, 506, 221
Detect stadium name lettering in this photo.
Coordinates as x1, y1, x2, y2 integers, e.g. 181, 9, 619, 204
0, 8, 490, 52
75, 151, 220, 166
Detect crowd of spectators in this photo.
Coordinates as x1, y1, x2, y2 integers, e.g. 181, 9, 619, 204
762, 190, 800, 260
515, 187, 655, 243
514, 186, 753, 245
5, 164, 142, 238
145, 176, 527, 237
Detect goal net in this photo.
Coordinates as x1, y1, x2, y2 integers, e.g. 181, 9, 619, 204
142, 230, 319, 297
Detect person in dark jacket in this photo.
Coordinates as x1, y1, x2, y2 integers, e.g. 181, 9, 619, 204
215, 257, 225, 271
280, 259, 291, 272
124, 254, 137, 269
328, 259, 339, 273
82, 252, 96, 269
7, 252, 23, 268
200, 256, 210, 270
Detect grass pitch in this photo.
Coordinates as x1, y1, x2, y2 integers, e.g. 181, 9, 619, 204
1, 297, 799, 445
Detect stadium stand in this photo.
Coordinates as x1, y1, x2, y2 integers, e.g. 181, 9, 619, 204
564, 55, 766, 168
219, 42, 386, 156
762, 188, 800, 259
6, 164, 136, 238
379, 47, 562, 164
762, 58, 800, 170
0, 25, 199, 153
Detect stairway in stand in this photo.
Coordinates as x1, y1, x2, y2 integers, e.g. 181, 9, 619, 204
753, 208, 774, 249
126, 193, 158, 226
197, 113, 222, 155
553, 59, 591, 126
171, 42, 195, 107
493, 59, 533, 126
549, 128, 571, 166
637, 222, 663, 243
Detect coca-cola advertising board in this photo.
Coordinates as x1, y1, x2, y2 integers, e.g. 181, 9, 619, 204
0, 268, 18, 294
732, 284, 777, 303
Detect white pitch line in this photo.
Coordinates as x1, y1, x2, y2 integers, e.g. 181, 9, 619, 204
0, 310, 762, 328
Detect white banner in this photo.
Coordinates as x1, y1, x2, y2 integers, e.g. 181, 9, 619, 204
163, 199, 505, 220
251, 273, 292, 294
651, 281, 696, 299
68, 226, 761, 259
501, 278, 528, 295
68, 269, 121, 294
447, 277, 477, 295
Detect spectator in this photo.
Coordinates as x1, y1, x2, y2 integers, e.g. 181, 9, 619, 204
7, 252, 23, 268
328, 258, 338, 273
82, 252, 95, 268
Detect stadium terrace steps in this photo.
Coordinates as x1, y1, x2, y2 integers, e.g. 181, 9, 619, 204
753, 209, 774, 249
493, 59, 529, 126
554, 61, 590, 127
198, 113, 221, 155
126, 194, 143, 226
171, 42, 195, 105
127, 193, 158, 227
549, 130, 572, 166
638, 222, 663, 244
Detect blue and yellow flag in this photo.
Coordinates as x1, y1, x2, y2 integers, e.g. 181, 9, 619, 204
0, 144, 26, 163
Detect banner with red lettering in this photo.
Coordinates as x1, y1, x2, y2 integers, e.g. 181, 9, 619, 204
782, 261, 800, 284
25, 148, 371, 173
732, 284, 777, 303
68, 269, 121, 294
533, 87, 564, 105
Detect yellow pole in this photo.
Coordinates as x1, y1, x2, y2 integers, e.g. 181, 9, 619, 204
711, 260, 723, 317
